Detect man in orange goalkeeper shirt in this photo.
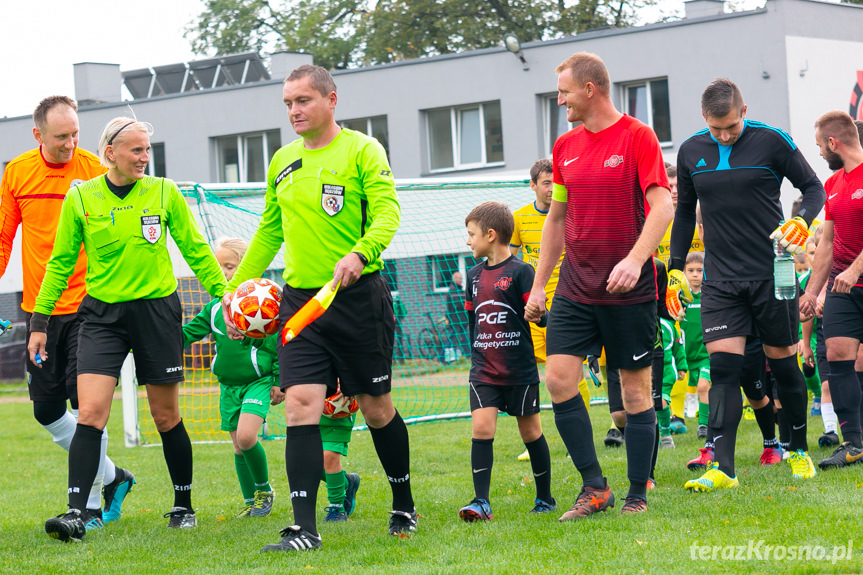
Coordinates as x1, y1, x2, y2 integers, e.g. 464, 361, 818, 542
0, 96, 134, 529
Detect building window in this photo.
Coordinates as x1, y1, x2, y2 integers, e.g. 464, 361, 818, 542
622, 78, 671, 144
147, 143, 166, 178
339, 115, 389, 158
426, 101, 504, 172
428, 254, 482, 293
541, 94, 584, 158
215, 129, 281, 183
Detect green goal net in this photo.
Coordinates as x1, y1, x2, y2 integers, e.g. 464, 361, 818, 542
122, 178, 608, 446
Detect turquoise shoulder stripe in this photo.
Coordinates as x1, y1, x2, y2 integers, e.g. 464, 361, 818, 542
746, 120, 796, 150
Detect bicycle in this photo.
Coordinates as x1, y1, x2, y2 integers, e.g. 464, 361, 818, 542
417, 312, 460, 364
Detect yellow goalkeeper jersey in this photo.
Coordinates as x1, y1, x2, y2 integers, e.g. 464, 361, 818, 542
656, 220, 703, 266
511, 201, 563, 301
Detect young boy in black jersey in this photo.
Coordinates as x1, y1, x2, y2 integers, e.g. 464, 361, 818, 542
458, 201, 555, 522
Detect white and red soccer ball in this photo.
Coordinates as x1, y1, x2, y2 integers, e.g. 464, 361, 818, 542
230, 278, 282, 339
323, 389, 359, 419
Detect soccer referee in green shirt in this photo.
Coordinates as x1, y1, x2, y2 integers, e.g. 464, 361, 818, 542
29, 117, 228, 541
223, 65, 416, 552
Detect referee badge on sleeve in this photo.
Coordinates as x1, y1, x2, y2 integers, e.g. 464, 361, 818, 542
321, 184, 345, 216
141, 215, 162, 244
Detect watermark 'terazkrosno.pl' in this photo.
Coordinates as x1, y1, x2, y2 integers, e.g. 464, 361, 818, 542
690, 540, 853, 563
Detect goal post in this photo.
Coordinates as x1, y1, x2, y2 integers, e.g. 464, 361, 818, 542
122, 177, 608, 446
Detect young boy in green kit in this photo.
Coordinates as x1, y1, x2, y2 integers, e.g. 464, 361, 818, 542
183, 238, 282, 517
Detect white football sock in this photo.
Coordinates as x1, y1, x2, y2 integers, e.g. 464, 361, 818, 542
822, 402, 838, 434
43, 411, 76, 451
102, 428, 117, 485
88, 428, 109, 510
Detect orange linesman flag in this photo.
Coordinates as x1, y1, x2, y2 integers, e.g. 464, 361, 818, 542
280, 281, 340, 344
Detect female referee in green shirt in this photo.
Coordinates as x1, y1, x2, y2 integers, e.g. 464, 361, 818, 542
28, 116, 227, 542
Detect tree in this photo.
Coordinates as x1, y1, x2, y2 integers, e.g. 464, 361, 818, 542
186, 0, 657, 70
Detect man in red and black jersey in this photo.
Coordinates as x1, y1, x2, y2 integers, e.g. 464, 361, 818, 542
672, 79, 825, 489
802, 110, 863, 468
526, 52, 673, 517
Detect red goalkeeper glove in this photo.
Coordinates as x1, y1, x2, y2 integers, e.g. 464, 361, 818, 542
666, 269, 693, 322
769, 217, 808, 255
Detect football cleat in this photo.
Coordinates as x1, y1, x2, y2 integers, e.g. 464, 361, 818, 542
164, 507, 197, 528
818, 431, 840, 448
517, 449, 531, 461
669, 416, 688, 434
237, 502, 254, 518
687, 447, 714, 471
459, 498, 492, 522
102, 467, 135, 523
83, 509, 104, 532
388, 508, 418, 536
684, 462, 739, 493
324, 504, 348, 522
250, 490, 274, 517
647, 478, 657, 491
559, 480, 614, 521
604, 428, 624, 447
810, 400, 821, 417
261, 525, 322, 552
789, 450, 817, 479
697, 425, 708, 439
759, 446, 783, 466
817, 442, 863, 470
620, 497, 648, 514
343, 473, 360, 516
529, 498, 557, 514
45, 508, 86, 542
660, 434, 675, 449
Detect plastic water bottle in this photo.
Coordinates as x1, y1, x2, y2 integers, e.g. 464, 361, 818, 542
773, 223, 796, 300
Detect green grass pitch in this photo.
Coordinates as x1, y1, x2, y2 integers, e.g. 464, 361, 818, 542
0, 396, 859, 574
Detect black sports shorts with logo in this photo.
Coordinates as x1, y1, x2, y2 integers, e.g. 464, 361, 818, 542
700, 279, 798, 347
77, 292, 184, 385
547, 295, 656, 370
278, 271, 394, 397
25, 312, 79, 403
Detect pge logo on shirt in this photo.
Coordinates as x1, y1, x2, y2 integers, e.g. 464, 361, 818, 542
604, 155, 624, 168
852, 189, 863, 200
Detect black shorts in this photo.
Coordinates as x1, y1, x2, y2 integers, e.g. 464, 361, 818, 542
26, 312, 79, 403
469, 382, 540, 416
700, 280, 799, 347
278, 272, 394, 397
547, 296, 656, 370
823, 287, 863, 342
77, 293, 184, 385
606, 366, 623, 413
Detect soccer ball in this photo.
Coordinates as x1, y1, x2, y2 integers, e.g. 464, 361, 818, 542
230, 278, 282, 339
323, 389, 359, 419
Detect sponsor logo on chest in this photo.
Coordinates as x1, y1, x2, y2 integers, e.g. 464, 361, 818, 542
852, 189, 863, 200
